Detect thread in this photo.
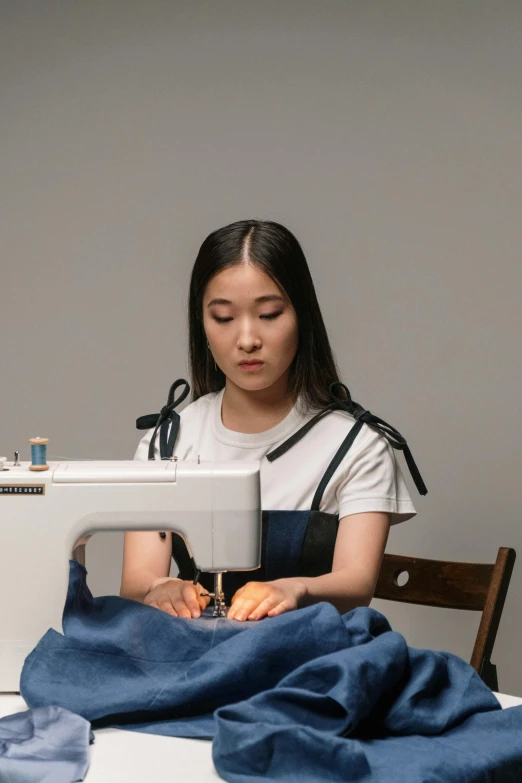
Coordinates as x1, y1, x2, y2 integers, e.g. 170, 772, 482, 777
29, 437, 49, 472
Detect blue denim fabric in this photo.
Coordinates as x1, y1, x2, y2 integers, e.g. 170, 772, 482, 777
20, 561, 522, 781
21, 561, 351, 738
0, 704, 93, 782
212, 646, 522, 782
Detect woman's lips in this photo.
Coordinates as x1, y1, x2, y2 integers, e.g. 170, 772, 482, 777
239, 362, 264, 371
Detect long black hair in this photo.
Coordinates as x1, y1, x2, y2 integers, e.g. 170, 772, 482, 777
188, 219, 343, 414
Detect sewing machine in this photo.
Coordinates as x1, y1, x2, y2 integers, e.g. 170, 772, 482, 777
0, 459, 262, 692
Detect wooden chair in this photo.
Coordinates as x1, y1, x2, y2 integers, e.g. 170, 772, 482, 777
373, 547, 516, 691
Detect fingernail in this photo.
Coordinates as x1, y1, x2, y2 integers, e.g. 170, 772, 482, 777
193, 611, 200, 618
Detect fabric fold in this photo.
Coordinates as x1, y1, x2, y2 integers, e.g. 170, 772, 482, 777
19, 560, 522, 781
0, 704, 93, 783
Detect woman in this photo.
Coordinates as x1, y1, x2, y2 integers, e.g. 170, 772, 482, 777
120, 219, 421, 622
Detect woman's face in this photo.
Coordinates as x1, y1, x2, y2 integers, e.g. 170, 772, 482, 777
202, 262, 299, 395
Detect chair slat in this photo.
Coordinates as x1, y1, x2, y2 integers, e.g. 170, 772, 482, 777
373, 547, 516, 690
374, 553, 492, 610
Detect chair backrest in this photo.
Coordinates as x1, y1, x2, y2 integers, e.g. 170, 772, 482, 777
373, 547, 516, 691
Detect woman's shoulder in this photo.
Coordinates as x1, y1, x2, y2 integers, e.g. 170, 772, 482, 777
134, 391, 219, 460
293, 403, 386, 463
179, 390, 218, 420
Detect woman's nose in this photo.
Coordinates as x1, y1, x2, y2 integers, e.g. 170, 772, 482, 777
236, 323, 262, 350
237, 335, 262, 351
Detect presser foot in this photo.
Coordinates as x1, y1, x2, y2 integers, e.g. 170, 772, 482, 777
212, 572, 227, 618
212, 597, 227, 618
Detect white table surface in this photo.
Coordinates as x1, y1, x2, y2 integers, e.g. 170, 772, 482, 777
1, 692, 521, 782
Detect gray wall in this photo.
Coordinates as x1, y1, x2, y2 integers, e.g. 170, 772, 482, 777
2, 1, 521, 695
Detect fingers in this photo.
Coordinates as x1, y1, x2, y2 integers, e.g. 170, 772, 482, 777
182, 584, 203, 619
266, 601, 292, 618
170, 584, 200, 619
247, 596, 282, 621
171, 598, 193, 619
144, 579, 293, 622
144, 594, 178, 617
144, 580, 207, 619
228, 598, 260, 622
197, 590, 211, 611
159, 599, 179, 617
228, 581, 297, 621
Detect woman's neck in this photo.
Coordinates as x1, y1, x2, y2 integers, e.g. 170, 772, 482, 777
221, 378, 296, 434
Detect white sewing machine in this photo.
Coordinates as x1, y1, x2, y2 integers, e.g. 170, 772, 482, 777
0, 459, 262, 692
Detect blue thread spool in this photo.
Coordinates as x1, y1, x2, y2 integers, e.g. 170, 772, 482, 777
29, 437, 49, 472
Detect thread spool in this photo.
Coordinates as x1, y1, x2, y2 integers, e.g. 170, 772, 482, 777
29, 437, 49, 471
0, 457, 6, 472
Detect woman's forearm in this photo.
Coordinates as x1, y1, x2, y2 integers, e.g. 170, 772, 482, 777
120, 570, 173, 603
120, 531, 174, 603
296, 567, 375, 614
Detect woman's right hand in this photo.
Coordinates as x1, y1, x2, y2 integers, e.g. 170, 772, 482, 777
143, 577, 210, 618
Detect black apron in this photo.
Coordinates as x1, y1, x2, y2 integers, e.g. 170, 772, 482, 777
136, 379, 427, 604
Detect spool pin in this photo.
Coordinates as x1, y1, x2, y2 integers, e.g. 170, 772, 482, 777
29, 437, 49, 471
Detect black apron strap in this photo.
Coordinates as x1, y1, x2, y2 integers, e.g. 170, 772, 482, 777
136, 378, 199, 581
265, 408, 334, 460
300, 511, 339, 578
267, 381, 428, 496
135, 378, 190, 460
311, 419, 365, 511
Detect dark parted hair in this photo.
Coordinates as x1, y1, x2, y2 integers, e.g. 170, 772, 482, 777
188, 219, 343, 414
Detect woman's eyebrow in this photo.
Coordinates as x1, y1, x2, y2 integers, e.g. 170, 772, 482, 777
206, 294, 285, 307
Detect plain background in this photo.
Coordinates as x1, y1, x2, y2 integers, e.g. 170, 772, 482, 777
1, 1, 521, 695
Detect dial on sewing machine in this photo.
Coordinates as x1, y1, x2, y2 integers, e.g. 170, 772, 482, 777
0, 459, 262, 692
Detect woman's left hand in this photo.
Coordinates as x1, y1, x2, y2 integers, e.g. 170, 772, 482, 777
227, 578, 307, 621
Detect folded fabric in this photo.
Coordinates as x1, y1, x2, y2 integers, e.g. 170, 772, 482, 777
0, 704, 93, 783
21, 561, 358, 738
213, 651, 522, 782
20, 561, 522, 782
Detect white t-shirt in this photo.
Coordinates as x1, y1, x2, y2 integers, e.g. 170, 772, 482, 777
135, 386, 417, 526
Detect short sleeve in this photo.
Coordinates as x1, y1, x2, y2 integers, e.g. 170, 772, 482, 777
134, 429, 158, 461
336, 427, 417, 525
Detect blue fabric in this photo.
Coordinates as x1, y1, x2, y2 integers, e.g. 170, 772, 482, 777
20, 561, 522, 781
0, 704, 93, 782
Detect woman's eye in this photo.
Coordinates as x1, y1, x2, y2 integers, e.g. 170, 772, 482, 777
213, 312, 282, 324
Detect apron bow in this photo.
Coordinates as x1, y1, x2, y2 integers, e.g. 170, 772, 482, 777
327, 382, 427, 496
